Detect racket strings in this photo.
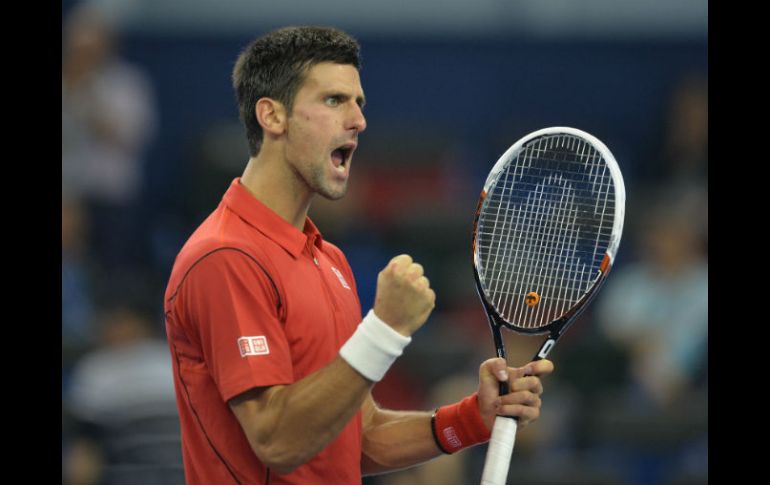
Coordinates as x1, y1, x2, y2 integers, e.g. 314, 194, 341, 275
477, 135, 615, 329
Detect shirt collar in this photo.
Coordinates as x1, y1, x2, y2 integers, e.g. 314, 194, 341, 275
222, 178, 324, 258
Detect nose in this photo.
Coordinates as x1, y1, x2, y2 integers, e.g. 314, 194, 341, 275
347, 102, 367, 133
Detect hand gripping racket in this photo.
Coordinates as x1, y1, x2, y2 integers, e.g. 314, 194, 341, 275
473, 127, 625, 485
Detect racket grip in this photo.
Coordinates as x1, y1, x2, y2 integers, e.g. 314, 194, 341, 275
480, 415, 518, 485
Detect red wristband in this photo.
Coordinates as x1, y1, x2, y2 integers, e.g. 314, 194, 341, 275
431, 392, 491, 454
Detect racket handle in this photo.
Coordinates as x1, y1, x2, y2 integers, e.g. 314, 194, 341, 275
480, 415, 518, 485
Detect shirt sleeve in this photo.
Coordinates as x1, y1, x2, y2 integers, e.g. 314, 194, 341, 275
178, 248, 293, 403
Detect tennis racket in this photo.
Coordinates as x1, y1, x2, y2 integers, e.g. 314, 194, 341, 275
472, 127, 625, 485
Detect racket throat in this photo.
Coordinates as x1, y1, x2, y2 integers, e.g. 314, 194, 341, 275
534, 338, 556, 360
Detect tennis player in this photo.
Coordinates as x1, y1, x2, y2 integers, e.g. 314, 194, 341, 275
164, 26, 553, 485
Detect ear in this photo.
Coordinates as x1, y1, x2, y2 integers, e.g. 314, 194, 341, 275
255, 98, 287, 137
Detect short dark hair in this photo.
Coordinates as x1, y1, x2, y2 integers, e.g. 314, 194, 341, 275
233, 26, 361, 156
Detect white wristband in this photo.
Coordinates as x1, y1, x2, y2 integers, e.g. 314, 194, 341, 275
339, 309, 412, 382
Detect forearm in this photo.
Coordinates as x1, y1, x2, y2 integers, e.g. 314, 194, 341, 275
235, 357, 372, 472
361, 391, 498, 475
361, 409, 441, 475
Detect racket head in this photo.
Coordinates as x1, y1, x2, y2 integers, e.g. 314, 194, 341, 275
472, 127, 625, 335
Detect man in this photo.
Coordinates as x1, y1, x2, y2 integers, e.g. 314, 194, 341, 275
164, 26, 553, 484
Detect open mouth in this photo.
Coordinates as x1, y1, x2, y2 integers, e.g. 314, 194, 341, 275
331, 143, 356, 170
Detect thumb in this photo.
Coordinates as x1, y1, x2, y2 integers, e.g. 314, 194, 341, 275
509, 362, 535, 379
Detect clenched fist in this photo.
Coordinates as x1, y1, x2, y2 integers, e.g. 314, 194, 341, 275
373, 254, 436, 336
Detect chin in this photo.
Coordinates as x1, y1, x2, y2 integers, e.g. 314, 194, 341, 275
318, 183, 348, 201
320, 189, 347, 201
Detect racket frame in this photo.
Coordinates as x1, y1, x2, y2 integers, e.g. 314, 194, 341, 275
470, 126, 625, 391
474, 127, 625, 485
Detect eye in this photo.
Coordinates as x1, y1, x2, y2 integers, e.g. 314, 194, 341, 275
325, 96, 341, 107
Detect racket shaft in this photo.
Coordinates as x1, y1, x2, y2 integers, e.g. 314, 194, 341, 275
480, 416, 518, 485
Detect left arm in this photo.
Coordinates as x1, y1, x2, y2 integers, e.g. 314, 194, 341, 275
360, 399, 437, 475
360, 358, 554, 475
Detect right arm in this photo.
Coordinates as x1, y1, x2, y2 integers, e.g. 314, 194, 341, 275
229, 357, 371, 474
229, 254, 435, 474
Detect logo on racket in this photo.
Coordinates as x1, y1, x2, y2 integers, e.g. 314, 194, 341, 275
525, 292, 541, 307
537, 339, 556, 359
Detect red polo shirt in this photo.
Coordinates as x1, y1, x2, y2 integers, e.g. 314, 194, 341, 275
164, 178, 364, 484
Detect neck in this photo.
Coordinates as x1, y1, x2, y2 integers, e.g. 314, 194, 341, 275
240, 146, 313, 231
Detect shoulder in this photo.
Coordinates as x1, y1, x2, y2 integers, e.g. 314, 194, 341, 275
165, 213, 283, 305
173, 206, 277, 275
164, 240, 286, 325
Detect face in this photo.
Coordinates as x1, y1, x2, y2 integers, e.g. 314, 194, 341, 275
283, 62, 367, 200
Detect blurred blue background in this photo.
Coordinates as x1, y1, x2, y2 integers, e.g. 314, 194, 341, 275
62, 1, 707, 484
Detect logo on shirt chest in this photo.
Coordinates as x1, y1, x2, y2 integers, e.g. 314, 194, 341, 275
238, 336, 270, 357
330, 266, 351, 290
